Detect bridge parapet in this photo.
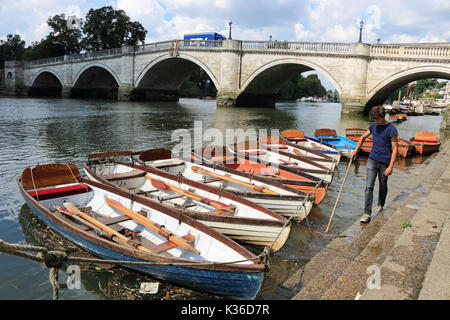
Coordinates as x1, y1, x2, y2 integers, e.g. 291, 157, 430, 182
370, 43, 450, 59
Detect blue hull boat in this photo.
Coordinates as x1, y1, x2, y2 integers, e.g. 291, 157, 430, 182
17, 164, 265, 299
314, 129, 357, 157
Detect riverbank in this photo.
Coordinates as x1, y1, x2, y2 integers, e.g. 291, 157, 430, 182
272, 139, 450, 300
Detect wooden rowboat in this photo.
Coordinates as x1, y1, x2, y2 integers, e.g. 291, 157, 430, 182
192, 145, 328, 204
83, 152, 291, 252
409, 132, 441, 155
314, 128, 357, 158
228, 141, 334, 184
258, 136, 338, 170
135, 149, 315, 221
18, 163, 265, 299
345, 128, 413, 158
280, 129, 341, 161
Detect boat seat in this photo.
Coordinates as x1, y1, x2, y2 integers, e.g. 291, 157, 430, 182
79, 214, 133, 231
147, 233, 196, 253
28, 184, 92, 201
103, 169, 146, 181
151, 159, 185, 168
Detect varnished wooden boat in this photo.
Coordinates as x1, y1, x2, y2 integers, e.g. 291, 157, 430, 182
83, 152, 291, 252
409, 132, 441, 155
18, 163, 265, 299
258, 136, 339, 169
228, 141, 334, 184
280, 129, 341, 161
314, 128, 357, 158
192, 145, 327, 204
345, 128, 413, 157
134, 149, 315, 221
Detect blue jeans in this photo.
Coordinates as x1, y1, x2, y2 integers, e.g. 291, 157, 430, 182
364, 158, 389, 215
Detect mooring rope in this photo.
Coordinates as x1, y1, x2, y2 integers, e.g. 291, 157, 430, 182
0, 238, 272, 300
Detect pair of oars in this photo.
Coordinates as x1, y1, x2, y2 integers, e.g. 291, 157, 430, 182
145, 174, 236, 214
191, 165, 278, 195
57, 198, 200, 255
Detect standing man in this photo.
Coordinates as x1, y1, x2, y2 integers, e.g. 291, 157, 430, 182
350, 106, 398, 223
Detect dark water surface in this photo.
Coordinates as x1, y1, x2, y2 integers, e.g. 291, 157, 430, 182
0, 97, 446, 299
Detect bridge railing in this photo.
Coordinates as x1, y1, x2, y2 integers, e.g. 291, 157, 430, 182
371, 44, 450, 58
241, 41, 351, 53
26, 56, 65, 66
71, 48, 123, 61
134, 40, 224, 53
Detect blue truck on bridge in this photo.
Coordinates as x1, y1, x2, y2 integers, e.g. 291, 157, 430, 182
183, 32, 227, 41
183, 32, 227, 47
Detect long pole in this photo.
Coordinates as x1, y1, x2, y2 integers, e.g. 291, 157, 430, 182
325, 157, 353, 233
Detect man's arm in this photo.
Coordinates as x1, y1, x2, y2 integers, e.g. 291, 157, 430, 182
349, 129, 371, 160
384, 136, 398, 176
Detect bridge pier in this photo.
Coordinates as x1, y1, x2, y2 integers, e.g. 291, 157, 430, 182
61, 86, 72, 98
216, 90, 239, 107
118, 85, 134, 101
340, 95, 368, 115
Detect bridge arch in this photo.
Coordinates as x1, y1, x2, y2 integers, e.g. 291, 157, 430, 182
132, 53, 219, 101
366, 65, 450, 107
72, 63, 121, 99
135, 53, 219, 89
238, 57, 344, 107
28, 69, 63, 97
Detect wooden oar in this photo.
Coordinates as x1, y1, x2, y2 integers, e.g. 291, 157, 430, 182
59, 202, 152, 252
325, 157, 353, 233
191, 166, 278, 195
145, 175, 236, 214
104, 196, 201, 255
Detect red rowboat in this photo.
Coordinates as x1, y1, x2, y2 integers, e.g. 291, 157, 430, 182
345, 128, 413, 157
409, 132, 441, 155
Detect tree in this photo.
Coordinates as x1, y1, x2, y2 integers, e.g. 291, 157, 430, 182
46, 14, 83, 54
0, 34, 26, 67
276, 73, 328, 100
82, 6, 147, 51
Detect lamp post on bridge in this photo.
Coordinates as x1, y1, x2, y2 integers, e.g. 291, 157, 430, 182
228, 21, 232, 40
358, 20, 364, 43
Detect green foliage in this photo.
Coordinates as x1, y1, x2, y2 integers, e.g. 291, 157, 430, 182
179, 68, 217, 97
413, 79, 439, 96
82, 6, 147, 51
277, 73, 328, 100
46, 14, 83, 54
0, 34, 26, 67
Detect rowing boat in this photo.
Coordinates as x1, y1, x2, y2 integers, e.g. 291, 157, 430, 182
346, 128, 413, 157
135, 149, 315, 221
192, 145, 327, 204
409, 131, 441, 155
314, 128, 356, 157
227, 141, 334, 184
280, 129, 341, 162
258, 136, 338, 170
18, 163, 265, 299
83, 152, 291, 251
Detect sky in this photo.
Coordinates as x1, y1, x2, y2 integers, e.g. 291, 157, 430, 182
1, 0, 449, 89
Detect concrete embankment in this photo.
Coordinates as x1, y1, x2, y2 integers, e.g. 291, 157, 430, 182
272, 139, 450, 300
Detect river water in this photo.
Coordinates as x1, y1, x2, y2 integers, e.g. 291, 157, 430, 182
0, 96, 446, 299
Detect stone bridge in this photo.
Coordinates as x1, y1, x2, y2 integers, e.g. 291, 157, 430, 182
3, 39, 450, 114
